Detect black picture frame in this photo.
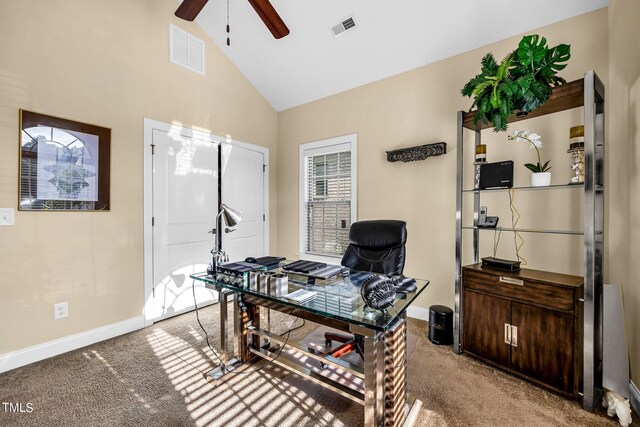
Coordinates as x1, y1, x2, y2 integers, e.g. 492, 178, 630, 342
18, 110, 111, 211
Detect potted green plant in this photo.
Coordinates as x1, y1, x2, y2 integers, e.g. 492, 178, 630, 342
508, 130, 551, 186
461, 35, 571, 132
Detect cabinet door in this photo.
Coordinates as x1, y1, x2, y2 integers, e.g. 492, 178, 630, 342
462, 290, 510, 367
511, 302, 574, 393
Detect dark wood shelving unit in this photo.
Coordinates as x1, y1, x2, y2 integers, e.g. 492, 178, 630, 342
454, 71, 605, 412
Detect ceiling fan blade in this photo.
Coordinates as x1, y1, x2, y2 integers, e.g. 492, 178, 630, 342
247, 0, 290, 39
175, 0, 209, 21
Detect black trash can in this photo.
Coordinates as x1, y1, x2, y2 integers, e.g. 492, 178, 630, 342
428, 305, 453, 345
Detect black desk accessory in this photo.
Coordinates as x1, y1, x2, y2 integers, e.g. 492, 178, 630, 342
481, 257, 521, 272
361, 274, 419, 312
245, 256, 286, 270
216, 262, 265, 287
256, 256, 285, 265
477, 206, 499, 228
479, 161, 514, 189
283, 260, 327, 273
361, 275, 396, 311
391, 276, 417, 294
245, 256, 285, 266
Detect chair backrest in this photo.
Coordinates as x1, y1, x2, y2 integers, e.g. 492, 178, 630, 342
341, 220, 407, 275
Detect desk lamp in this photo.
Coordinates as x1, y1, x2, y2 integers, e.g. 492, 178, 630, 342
208, 203, 243, 275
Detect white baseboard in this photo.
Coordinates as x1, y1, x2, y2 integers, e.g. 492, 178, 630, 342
0, 316, 145, 374
630, 381, 640, 415
406, 305, 430, 321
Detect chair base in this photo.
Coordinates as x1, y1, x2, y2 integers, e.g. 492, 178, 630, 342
324, 332, 364, 360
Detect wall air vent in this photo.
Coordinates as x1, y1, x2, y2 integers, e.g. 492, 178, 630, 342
169, 24, 205, 75
330, 16, 357, 37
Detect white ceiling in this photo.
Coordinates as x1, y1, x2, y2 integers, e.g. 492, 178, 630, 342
195, 0, 608, 112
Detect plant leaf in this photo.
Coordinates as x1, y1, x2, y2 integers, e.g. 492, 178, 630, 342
480, 53, 499, 75
491, 111, 507, 132
518, 35, 548, 67
497, 54, 513, 80
524, 163, 541, 173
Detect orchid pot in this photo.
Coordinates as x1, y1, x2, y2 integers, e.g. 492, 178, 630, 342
531, 172, 552, 187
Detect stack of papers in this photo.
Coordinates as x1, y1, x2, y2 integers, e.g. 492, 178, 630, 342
284, 289, 317, 303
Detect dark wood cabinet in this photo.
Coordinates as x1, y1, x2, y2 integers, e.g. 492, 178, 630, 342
461, 264, 583, 397
463, 290, 510, 366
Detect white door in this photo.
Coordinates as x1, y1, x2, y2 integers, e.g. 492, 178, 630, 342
221, 143, 266, 261
152, 129, 219, 321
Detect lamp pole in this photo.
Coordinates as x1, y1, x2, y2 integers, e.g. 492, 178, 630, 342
208, 210, 226, 275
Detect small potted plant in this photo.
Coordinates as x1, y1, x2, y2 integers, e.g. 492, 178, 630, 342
508, 130, 551, 186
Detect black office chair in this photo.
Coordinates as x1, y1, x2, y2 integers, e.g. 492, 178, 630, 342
324, 220, 407, 360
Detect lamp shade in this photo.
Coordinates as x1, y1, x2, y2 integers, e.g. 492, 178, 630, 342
220, 204, 243, 227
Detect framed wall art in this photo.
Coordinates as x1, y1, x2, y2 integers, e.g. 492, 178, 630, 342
19, 110, 111, 211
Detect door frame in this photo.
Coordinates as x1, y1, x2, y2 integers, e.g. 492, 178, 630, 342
143, 118, 270, 326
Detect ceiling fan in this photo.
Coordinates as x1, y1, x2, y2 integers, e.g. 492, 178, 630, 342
175, 0, 290, 40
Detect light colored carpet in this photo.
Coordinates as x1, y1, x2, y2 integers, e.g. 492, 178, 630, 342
0, 303, 628, 426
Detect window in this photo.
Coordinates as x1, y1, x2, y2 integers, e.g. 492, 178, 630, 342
299, 135, 357, 259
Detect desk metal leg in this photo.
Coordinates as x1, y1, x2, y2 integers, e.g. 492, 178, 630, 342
218, 290, 232, 363
260, 307, 271, 347
384, 316, 408, 427
364, 332, 384, 427
235, 294, 252, 362
249, 303, 262, 349
206, 290, 243, 380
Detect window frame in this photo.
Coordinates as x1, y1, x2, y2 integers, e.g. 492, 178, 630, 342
298, 134, 357, 262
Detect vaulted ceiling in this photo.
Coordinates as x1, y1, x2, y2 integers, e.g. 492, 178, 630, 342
194, 0, 608, 111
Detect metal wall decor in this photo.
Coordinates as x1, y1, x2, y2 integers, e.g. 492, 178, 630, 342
386, 142, 446, 163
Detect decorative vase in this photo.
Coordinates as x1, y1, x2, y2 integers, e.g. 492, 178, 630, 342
568, 125, 585, 184
531, 172, 551, 187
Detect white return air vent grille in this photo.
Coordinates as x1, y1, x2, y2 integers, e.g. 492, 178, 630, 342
169, 24, 205, 75
330, 16, 357, 37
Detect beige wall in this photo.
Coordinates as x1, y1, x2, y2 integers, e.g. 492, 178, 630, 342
610, 0, 640, 384
0, 0, 278, 354
278, 10, 609, 316
1, 0, 636, 388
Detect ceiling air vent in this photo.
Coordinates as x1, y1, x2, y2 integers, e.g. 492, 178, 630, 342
169, 24, 205, 75
330, 16, 357, 37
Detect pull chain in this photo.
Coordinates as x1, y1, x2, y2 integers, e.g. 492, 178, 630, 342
226, 0, 230, 46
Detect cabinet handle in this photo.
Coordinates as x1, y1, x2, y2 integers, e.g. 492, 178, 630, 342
504, 323, 511, 345
511, 325, 518, 347
499, 276, 524, 286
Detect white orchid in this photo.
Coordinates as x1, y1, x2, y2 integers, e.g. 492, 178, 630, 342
510, 130, 542, 147
507, 130, 550, 173
528, 133, 542, 148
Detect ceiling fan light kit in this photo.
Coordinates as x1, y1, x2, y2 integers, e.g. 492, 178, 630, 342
175, 0, 290, 40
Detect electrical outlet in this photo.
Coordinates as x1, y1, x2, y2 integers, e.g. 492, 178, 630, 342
54, 302, 68, 320
0, 208, 14, 226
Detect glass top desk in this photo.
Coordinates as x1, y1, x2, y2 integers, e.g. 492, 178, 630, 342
191, 263, 429, 427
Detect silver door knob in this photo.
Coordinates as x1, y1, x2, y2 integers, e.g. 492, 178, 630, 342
225, 227, 236, 233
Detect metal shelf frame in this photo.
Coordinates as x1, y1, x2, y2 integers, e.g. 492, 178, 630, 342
461, 226, 585, 236
454, 70, 605, 412
462, 183, 585, 193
